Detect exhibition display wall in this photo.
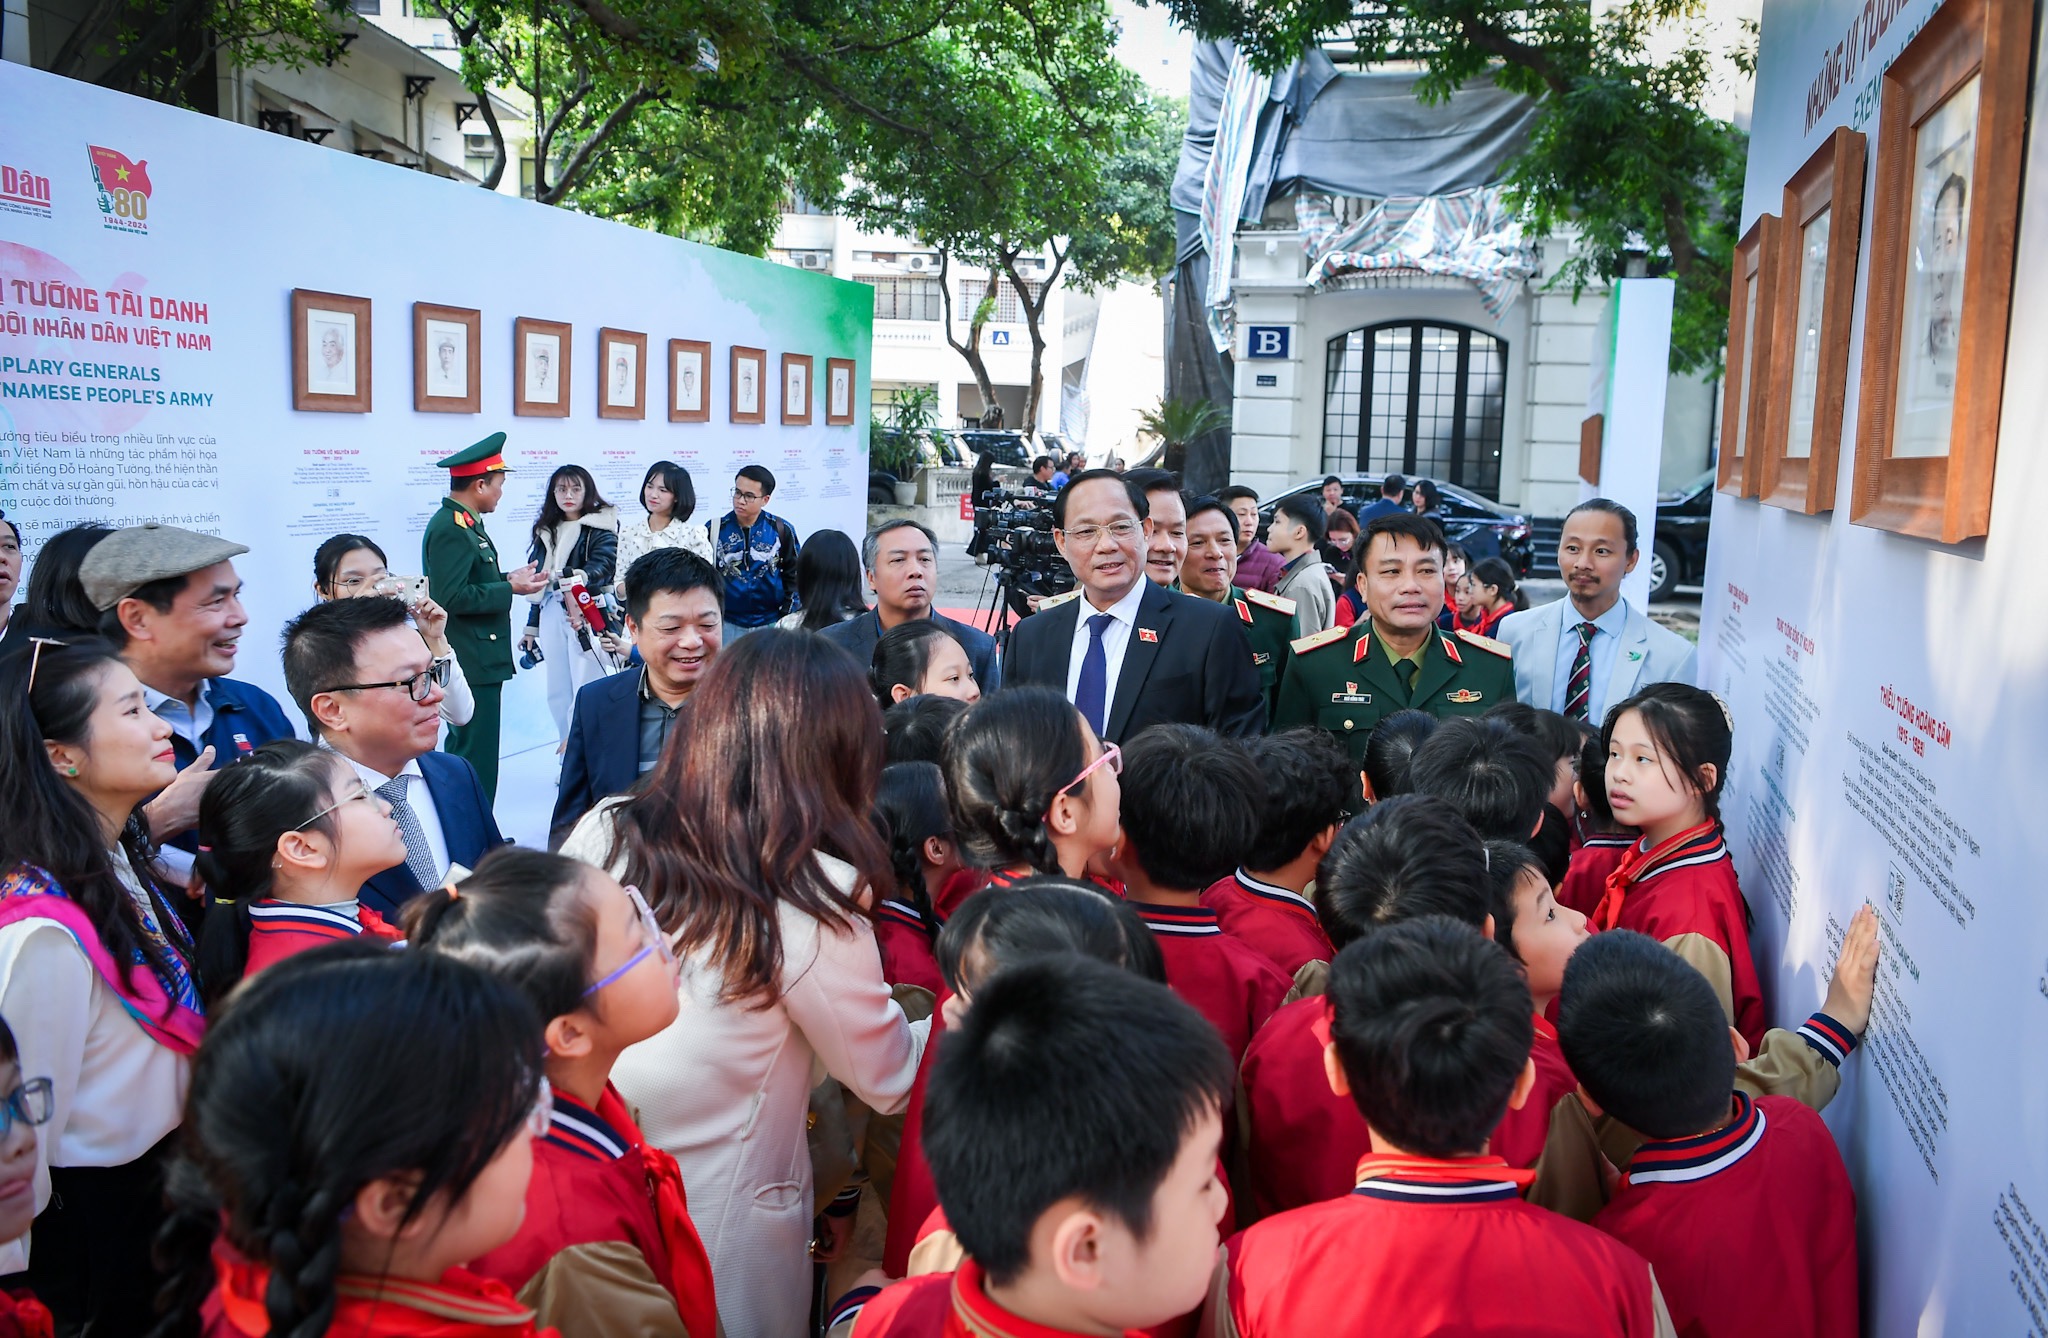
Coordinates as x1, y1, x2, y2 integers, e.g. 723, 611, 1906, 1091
1710, 0, 2048, 1329
0, 61, 872, 757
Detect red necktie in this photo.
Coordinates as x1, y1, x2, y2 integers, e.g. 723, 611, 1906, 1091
1564, 621, 1596, 722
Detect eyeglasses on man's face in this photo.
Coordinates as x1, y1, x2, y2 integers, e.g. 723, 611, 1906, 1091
1059, 519, 1142, 548
327, 660, 450, 704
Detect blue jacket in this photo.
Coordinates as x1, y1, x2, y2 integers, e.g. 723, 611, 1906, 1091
715, 511, 801, 628
358, 750, 507, 917
551, 669, 656, 846
161, 676, 297, 859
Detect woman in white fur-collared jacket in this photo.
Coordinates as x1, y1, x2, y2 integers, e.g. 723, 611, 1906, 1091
521, 463, 619, 742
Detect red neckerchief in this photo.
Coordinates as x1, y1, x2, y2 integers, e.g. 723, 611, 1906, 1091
1352, 1151, 1537, 1203
592, 1087, 718, 1338
211, 1239, 547, 1334
948, 1257, 1145, 1338
1592, 820, 1724, 932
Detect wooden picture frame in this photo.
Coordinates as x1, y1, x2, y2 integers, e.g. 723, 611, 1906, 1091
597, 328, 648, 420
1578, 413, 1603, 485
781, 353, 814, 426
826, 357, 857, 426
668, 339, 711, 423
730, 346, 767, 424
1716, 216, 1780, 497
291, 289, 372, 413
513, 317, 572, 418
412, 303, 481, 414
1849, 0, 2028, 543
1756, 129, 1866, 514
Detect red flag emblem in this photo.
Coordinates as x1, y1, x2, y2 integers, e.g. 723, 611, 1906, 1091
1138, 627, 1159, 643
88, 146, 152, 198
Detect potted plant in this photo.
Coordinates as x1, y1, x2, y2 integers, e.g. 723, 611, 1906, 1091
1136, 395, 1231, 478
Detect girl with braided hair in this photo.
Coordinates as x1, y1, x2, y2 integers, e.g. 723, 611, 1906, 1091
151, 943, 554, 1338
0, 638, 202, 1332
941, 687, 1122, 893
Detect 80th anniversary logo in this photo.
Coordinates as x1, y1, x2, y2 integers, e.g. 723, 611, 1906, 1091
87, 145, 152, 234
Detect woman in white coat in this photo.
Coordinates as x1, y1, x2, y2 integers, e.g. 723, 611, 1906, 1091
520, 465, 620, 743
561, 630, 926, 1338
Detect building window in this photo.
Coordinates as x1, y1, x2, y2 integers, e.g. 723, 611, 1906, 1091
783, 190, 831, 215
1323, 321, 1507, 498
955, 277, 1043, 324
349, 0, 380, 12
860, 276, 942, 322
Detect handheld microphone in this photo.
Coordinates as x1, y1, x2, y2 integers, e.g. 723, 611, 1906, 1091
567, 578, 607, 635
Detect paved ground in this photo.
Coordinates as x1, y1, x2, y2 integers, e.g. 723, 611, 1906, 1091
935, 550, 1703, 641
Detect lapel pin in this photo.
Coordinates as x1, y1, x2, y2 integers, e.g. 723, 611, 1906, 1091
1138, 628, 1159, 643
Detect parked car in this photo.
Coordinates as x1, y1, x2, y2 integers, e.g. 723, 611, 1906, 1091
955, 430, 1032, 468
1649, 469, 1714, 600
1260, 474, 1535, 576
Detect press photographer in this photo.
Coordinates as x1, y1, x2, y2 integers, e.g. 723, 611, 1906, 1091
967, 453, 1073, 620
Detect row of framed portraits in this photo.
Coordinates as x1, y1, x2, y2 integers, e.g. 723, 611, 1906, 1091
1717, 0, 2026, 543
288, 291, 858, 427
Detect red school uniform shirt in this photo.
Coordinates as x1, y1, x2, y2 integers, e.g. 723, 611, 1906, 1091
853, 1257, 1156, 1338
885, 1021, 947, 1277
1219, 1154, 1664, 1337
873, 898, 945, 997
468, 1082, 717, 1338
0, 1288, 52, 1338
1199, 871, 1333, 978
1489, 1013, 1579, 1170
241, 898, 403, 978
1558, 835, 1636, 917
204, 1240, 560, 1337
1591, 821, 1766, 1050
1127, 901, 1289, 1064
1595, 1094, 1857, 1338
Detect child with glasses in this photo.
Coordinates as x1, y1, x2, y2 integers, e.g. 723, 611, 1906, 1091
406, 848, 715, 1338
0, 1015, 56, 1338
942, 688, 1123, 890
194, 739, 410, 1005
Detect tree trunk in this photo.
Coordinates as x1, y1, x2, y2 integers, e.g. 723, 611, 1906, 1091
937, 251, 1000, 420
1002, 243, 1067, 444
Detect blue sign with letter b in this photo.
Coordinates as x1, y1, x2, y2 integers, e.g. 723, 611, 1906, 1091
1246, 325, 1291, 359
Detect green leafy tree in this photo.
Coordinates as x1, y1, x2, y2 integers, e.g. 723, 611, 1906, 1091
1144, 0, 1749, 373
46, 0, 348, 105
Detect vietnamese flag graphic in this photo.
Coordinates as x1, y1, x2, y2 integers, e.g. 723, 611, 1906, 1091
88, 145, 152, 197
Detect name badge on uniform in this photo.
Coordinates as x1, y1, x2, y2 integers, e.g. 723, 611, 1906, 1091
1331, 692, 1372, 705
1252, 652, 1271, 665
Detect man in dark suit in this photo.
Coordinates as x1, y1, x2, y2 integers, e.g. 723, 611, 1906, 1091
551, 548, 725, 845
818, 519, 1001, 691
1002, 469, 1263, 742
282, 597, 506, 917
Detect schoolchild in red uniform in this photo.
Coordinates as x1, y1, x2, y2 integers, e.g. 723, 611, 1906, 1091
1237, 796, 1493, 1221
1407, 714, 1555, 847
1560, 731, 1637, 915
1562, 923, 1869, 1338
193, 740, 409, 1004
943, 688, 1122, 890
1597, 683, 1765, 1048
857, 955, 1234, 1338
0, 1017, 56, 1338
871, 762, 965, 995
1200, 730, 1345, 980
882, 881, 1166, 1281
1479, 703, 1588, 884
1360, 709, 1439, 804
154, 943, 563, 1338
1482, 840, 1591, 1168
407, 849, 716, 1338
1212, 918, 1672, 1338
1108, 726, 1287, 1065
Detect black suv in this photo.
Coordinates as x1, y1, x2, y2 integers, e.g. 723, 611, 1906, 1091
1260, 474, 1535, 576
1648, 469, 1714, 600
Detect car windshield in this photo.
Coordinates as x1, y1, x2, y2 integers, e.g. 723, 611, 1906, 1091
1659, 469, 1715, 504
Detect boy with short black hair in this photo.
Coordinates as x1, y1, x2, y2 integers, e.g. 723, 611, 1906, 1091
856, 955, 1235, 1336
1405, 715, 1554, 843
1109, 724, 1288, 1064
1201, 729, 1347, 979
1213, 918, 1671, 1337
1561, 925, 1864, 1338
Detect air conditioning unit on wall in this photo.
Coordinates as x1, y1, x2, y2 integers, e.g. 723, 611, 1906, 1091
795, 251, 830, 270
905, 253, 937, 272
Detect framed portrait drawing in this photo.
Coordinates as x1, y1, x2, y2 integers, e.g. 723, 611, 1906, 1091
1756, 128, 1866, 515
413, 303, 480, 414
1716, 217, 1779, 497
730, 346, 767, 424
1851, 0, 2028, 542
782, 353, 814, 426
826, 357, 856, 426
598, 328, 647, 420
291, 289, 371, 413
669, 339, 711, 423
514, 318, 571, 418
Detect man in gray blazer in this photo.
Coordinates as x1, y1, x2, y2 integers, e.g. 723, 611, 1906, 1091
1495, 499, 1696, 727
819, 518, 1001, 691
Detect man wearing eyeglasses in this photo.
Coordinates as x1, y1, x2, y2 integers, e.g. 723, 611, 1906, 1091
1002, 469, 1263, 742
714, 465, 800, 634
281, 597, 505, 916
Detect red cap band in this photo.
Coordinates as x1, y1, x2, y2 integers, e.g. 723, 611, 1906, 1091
448, 454, 507, 478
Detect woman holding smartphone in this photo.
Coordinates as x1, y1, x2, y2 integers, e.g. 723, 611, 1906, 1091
309, 532, 475, 726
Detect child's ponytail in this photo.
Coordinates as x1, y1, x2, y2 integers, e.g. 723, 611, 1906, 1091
405, 847, 597, 1024
943, 689, 1089, 875
874, 762, 952, 940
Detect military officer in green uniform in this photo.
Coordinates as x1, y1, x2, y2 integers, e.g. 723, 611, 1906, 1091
1180, 495, 1295, 725
421, 433, 545, 802
1272, 511, 1515, 762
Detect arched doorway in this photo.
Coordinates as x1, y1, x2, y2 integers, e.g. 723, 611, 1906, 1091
1323, 321, 1508, 498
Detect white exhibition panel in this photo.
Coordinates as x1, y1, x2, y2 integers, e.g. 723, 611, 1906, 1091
0, 60, 873, 768
1709, 0, 2048, 1330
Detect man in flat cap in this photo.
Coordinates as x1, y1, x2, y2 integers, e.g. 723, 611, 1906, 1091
80, 522, 298, 887
422, 432, 545, 801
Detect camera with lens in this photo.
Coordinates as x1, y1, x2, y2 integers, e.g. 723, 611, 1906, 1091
518, 642, 545, 670
969, 483, 1074, 616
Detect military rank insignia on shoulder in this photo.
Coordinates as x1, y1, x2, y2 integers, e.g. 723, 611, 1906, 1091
1290, 625, 1349, 655
1455, 628, 1513, 658
1245, 587, 1296, 616
1038, 588, 1084, 610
